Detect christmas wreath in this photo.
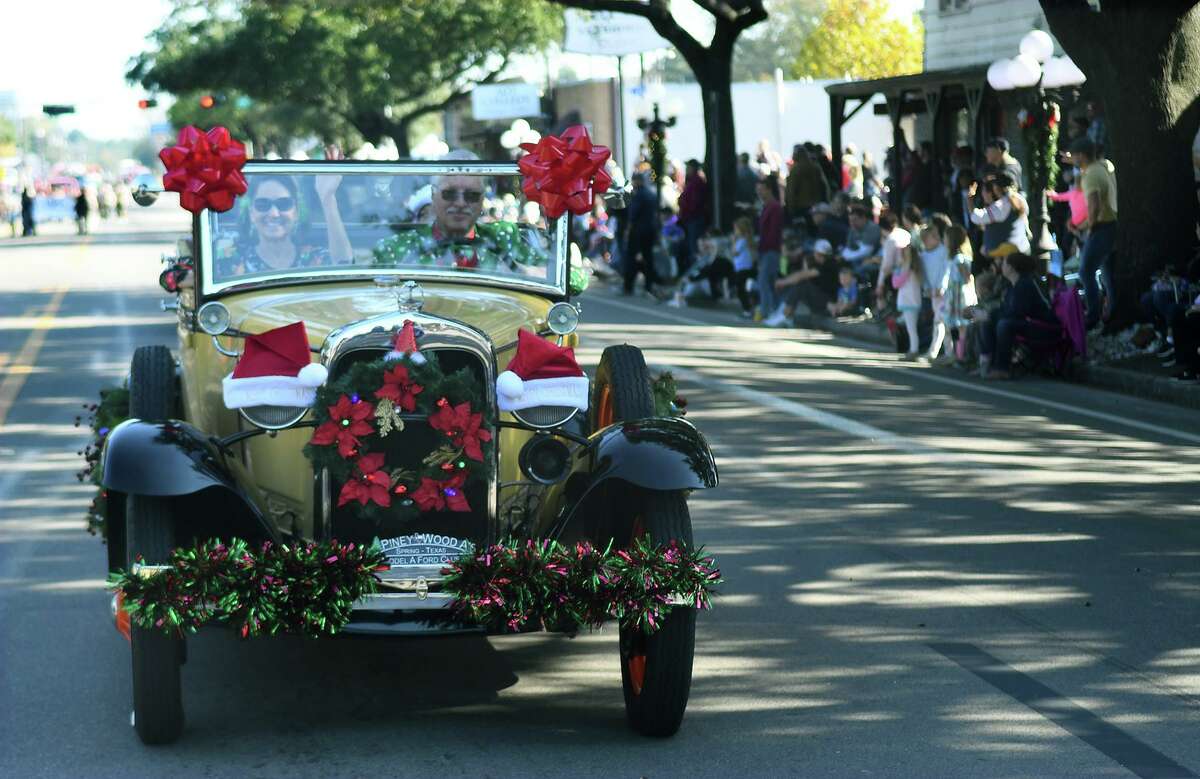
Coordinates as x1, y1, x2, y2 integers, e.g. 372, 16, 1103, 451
303, 322, 494, 523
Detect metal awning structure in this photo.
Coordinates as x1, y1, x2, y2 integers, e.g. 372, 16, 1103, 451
825, 65, 991, 210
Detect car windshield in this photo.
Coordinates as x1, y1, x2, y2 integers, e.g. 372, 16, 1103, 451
202, 164, 563, 293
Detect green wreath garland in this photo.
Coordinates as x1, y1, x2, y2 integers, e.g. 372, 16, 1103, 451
109, 536, 722, 638
303, 351, 494, 523
76, 386, 130, 540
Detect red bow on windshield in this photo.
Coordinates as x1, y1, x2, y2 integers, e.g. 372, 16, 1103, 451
160, 125, 248, 215
518, 125, 612, 219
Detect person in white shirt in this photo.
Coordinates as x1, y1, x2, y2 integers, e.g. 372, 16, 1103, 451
875, 210, 911, 311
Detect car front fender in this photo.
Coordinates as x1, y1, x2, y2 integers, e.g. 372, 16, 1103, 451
100, 419, 276, 540
587, 416, 718, 491
551, 417, 717, 541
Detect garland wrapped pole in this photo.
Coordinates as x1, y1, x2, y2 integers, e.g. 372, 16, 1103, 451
109, 537, 722, 638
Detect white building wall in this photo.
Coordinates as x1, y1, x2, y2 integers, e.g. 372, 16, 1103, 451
923, 0, 1050, 70
622, 81, 897, 177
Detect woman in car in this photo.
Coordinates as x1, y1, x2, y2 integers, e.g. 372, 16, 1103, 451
217, 147, 352, 279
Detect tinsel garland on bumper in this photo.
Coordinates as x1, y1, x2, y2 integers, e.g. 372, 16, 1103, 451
109, 537, 722, 638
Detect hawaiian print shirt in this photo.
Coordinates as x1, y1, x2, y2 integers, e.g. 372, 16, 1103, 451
372, 221, 547, 271
215, 244, 332, 280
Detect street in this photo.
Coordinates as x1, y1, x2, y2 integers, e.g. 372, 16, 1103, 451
1, 208, 1198, 779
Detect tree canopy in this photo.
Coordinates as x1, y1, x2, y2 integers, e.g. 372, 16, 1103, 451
129, 0, 562, 153
791, 0, 923, 80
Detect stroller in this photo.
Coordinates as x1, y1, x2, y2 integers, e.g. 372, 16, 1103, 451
1011, 277, 1087, 378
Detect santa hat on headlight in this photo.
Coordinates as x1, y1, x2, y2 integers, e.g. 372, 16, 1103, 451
497, 329, 588, 412
222, 321, 328, 409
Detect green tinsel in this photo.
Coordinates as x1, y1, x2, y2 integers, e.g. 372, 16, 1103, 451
76, 385, 130, 539
108, 539, 387, 638
111, 536, 722, 638
441, 536, 722, 634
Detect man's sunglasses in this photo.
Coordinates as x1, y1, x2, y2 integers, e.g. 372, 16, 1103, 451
439, 188, 483, 204
252, 197, 296, 213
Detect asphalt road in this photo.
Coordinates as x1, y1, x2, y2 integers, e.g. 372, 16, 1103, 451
1, 205, 1198, 778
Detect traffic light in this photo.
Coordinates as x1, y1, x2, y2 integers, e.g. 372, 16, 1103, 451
42, 104, 75, 116
137, 98, 158, 110
199, 95, 216, 109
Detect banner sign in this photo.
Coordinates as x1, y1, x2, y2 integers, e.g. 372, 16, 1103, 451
471, 83, 542, 122
563, 10, 670, 56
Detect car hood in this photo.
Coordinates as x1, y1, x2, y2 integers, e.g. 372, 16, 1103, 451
224, 284, 551, 349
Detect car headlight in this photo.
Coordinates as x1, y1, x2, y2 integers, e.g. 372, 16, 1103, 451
519, 435, 572, 485
197, 302, 231, 335
511, 405, 578, 430
546, 302, 579, 335
239, 406, 308, 430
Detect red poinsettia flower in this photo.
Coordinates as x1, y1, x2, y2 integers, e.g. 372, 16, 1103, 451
375, 364, 424, 412
428, 400, 492, 461
311, 394, 375, 458
336, 452, 392, 508
411, 471, 470, 513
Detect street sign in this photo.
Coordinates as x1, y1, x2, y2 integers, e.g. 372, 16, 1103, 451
470, 83, 542, 121
42, 104, 75, 116
563, 10, 669, 56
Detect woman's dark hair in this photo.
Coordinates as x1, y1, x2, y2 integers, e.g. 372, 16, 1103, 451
878, 211, 898, 231
1005, 252, 1037, 275
249, 174, 299, 201
902, 203, 923, 226
929, 212, 951, 239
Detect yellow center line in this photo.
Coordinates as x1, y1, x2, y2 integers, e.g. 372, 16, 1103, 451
0, 240, 89, 429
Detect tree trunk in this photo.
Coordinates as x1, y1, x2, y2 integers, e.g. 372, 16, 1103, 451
697, 63, 737, 232
1042, 1, 1200, 325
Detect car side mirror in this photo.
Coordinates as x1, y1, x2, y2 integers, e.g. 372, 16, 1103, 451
132, 184, 159, 207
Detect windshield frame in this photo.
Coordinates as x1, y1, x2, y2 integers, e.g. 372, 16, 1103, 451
197, 160, 568, 298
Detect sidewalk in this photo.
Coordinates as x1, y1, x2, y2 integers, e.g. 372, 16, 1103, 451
632, 273, 1200, 412
807, 311, 1200, 412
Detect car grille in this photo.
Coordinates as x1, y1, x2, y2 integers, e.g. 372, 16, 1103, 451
325, 347, 492, 551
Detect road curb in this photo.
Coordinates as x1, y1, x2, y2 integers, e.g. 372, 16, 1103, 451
808, 314, 1200, 412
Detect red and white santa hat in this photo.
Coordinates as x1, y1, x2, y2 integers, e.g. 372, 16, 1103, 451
222, 321, 328, 409
497, 329, 588, 412
385, 320, 426, 364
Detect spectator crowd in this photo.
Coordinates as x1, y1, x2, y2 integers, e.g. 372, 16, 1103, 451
575, 105, 1200, 384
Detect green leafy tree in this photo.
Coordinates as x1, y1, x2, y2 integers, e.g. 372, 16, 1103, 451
660, 0, 824, 83
544, 0, 769, 230
1041, 0, 1200, 327
791, 0, 922, 80
130, 0, 562, 154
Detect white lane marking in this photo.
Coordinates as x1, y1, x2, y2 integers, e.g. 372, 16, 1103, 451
587, 292, 1200, 446
664, 365, 936, 455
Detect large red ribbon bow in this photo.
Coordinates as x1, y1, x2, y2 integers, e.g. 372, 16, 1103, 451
160, 125, 248, 215
518, 125, 612, 219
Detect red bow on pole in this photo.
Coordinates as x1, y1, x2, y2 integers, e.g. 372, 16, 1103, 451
518, 125, 612, 219
160, 125, 248, 215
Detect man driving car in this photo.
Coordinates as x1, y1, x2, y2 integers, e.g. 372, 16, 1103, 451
373, 150, 547, 271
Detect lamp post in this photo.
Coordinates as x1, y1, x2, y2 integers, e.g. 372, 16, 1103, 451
637, 102, 676, 207
988, 31, 1087, 268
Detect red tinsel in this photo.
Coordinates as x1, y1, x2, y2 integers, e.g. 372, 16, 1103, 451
160, 125, 248, 215
518, 125, 612, 219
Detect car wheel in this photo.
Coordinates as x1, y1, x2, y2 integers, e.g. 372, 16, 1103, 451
590, 345, 654, 432
126, 493, 185, 745
129, 345, 176, 420
618, 489, 696, 738
127, 346, 184, 744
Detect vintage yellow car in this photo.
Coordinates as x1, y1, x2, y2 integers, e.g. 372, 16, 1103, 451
103, 160, 717, 744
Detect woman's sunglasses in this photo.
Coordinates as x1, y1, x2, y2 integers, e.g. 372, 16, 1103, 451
438, 188, 483, 204
252, 197, 296, 213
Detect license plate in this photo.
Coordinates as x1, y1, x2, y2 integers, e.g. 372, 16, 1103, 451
378, 533, 474, 568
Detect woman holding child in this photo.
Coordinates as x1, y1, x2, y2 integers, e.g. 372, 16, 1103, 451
972, 252, 1059, 379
